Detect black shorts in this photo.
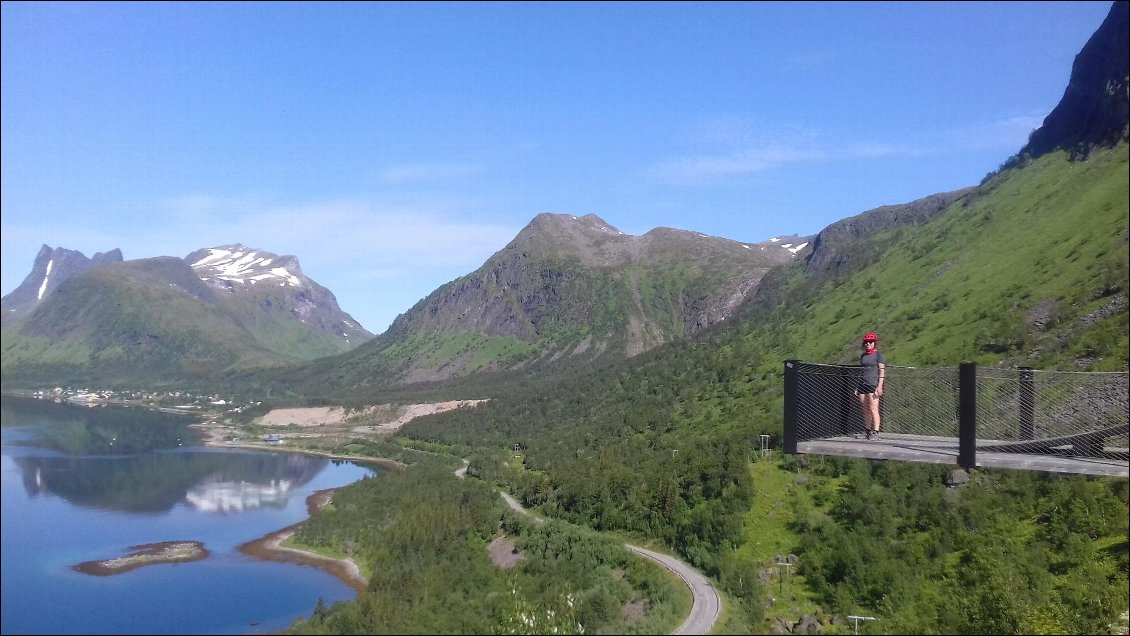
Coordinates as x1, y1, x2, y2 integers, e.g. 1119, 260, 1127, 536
857, 384, 877, 395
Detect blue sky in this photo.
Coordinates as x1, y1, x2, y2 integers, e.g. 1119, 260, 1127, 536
1, 1, 1116, 334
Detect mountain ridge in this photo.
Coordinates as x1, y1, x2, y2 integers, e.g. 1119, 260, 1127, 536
185, 244, 372, 345
1, 244, 373, 387
1, 245, 124, 324
284, 212, 810, 393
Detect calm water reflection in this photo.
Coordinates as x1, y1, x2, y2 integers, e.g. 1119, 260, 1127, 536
1, 396, 378, 635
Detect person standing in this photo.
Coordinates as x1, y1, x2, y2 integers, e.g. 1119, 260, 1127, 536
854, 332, 886, 439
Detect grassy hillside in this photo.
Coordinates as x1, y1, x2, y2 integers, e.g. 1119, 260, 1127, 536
0, 258, 289, 387
770, 145, 1127, 371
218, 286, 365, 360
0, 252, 375, 389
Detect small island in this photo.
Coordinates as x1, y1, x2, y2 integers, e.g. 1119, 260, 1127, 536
72, 540, 209, 576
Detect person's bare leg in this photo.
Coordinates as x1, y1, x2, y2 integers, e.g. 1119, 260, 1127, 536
858, 394, 872, 437
869, 396, 881, 434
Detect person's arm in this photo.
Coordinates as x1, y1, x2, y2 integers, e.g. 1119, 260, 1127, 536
877, 362, 886, 395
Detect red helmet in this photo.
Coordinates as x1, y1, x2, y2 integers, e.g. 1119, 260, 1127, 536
863, 332, 878, 342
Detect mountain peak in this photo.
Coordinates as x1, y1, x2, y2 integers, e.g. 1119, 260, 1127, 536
186, 245, 305, 288
498, 213, 631, 267
1, 245, 124, 318
1020, 1, 1129, 158
524, 212, 624, 236
183, 243, 373, 348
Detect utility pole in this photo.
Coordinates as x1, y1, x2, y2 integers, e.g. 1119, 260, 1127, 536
777, 561, 792, 595
846, 615, 876, 635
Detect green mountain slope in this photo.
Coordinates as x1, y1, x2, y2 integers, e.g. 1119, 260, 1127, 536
0, 257, 291, 387
185, 244, 372, 359
765, 144, 1128, 371
277, 213, 798, 398
1, 245, 376, 389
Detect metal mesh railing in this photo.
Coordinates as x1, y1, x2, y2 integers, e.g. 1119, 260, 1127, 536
785, 361, 1129, 465
976, 368, 1128, 461
882, 365, 960, 438
791, 363, 959, 440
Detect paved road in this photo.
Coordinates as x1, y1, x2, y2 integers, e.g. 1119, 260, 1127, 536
499, 492, 720, 635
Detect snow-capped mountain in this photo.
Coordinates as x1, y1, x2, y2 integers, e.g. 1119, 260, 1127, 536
1, 243, 373, 386
188, 245, 307, 290
185, 244, 372, 345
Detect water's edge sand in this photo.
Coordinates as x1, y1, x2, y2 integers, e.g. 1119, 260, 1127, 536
238, 488, 368, 596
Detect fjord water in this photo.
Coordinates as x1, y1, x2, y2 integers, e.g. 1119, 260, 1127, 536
1, 396, 378, 635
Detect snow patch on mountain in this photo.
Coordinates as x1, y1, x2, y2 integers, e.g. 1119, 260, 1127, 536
190, 246, 302, 287
768, 237, 810, 254
744, 236, 811, 257
37, 260, 54, 300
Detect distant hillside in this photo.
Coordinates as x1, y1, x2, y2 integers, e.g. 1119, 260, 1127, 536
185, 245, 372, 355
1, 257, 283, 386
284, 213, 806, 395
796, 188, 974, 279
0, 245, 372, 388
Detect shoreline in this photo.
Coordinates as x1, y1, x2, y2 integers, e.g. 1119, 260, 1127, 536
6, 392, 387, 600
238, 488, 369, 596
199, 436, 405, 471
189, 413, 393, 599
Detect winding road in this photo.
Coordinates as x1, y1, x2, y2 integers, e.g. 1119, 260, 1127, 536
498, 491, 721, 635
456, 459, 719, 634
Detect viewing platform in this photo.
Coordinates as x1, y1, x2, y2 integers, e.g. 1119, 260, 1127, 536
784, 361, 1129, 478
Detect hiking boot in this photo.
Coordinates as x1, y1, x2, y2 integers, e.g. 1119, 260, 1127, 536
865, 430, 872, 440
872, 431, 881, 440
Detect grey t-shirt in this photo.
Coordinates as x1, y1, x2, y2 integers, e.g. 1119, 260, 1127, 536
859, 350, 886, 387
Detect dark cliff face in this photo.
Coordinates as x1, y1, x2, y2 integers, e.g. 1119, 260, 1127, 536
1022, 1, 1129, 158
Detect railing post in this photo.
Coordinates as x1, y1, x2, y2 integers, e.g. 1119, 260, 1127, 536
784, 360, 798, 454
958, 362, 977, 470
1019, 367, 1035, 440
